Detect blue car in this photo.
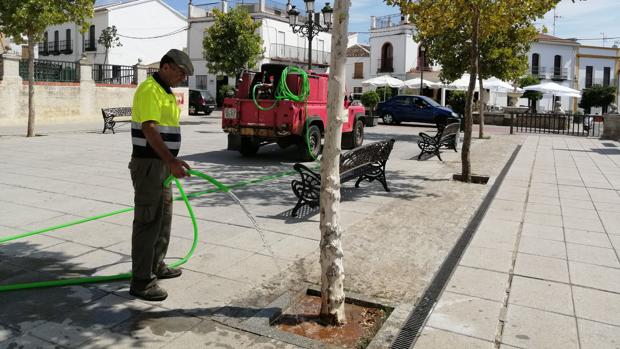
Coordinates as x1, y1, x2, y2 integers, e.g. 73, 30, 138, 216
377, 95, 460, 125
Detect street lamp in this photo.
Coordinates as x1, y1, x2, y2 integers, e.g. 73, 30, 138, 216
419, 44, 426, 94
286, 1, 333, 70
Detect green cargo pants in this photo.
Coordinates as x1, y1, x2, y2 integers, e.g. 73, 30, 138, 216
128, 157, 172, 290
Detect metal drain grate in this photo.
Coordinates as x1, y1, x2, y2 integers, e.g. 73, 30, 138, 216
390, 145, 522, 349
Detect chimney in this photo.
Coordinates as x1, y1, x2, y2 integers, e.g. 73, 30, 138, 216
371, 16, 376, 30
221, 0, 228, 13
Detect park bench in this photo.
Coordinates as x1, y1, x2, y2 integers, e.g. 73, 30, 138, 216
101, 107, 132, 134
417, 122, 461, 161
290, 139, 396, 217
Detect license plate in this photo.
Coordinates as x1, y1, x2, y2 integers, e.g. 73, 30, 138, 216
224, 108, 237, 119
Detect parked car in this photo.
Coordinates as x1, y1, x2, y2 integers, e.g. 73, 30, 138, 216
377, 95, 461, 125
189, 89, 216, 115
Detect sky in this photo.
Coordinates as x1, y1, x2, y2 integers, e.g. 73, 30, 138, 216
100, 0, 620, 48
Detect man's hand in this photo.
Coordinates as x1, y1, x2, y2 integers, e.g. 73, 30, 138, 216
167, 158, 191, 178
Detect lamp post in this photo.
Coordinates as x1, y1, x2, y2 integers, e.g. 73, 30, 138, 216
419, 44, 426, 95
286, 0, 333, 70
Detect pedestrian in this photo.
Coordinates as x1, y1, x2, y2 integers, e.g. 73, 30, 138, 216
128, 49, 194, 301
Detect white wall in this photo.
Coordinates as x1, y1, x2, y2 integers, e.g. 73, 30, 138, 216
528, 42, 579, 112
37, 0, 186, 66
369, 25, 415, 80
106, 0, 187, 66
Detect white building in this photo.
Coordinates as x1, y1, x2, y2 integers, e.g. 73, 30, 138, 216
576, 45, 619, 113
345, 43, 370, 100
37, 0, 187, 67
187, 0, 331, 97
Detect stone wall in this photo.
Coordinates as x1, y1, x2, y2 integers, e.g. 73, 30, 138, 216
602, 114, 620, 141
0, 54, 188, 126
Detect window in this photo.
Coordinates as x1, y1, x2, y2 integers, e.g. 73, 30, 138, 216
353, 62, 364, 79
353, 87, 363, 94
531, 53, 540, 75
43, 32, 49, 52
585, 66, 593, 88
553, 55, 561, 76
603, 67, 611, 86
394, 96, 409, 105
380, 42, 393, 72
195, 75, 208, 90
65, 29, 71, 51
53, 30, 59, 53
88, 25, 95, 50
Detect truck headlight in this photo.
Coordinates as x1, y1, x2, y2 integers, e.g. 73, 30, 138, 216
224, 108, 237, 119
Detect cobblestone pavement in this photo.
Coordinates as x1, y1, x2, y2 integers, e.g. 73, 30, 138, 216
0, 113, 536, 348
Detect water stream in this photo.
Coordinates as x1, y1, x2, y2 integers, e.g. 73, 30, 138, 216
225, 191, 282, 273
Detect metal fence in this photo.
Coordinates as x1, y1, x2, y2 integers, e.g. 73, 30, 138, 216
93, 64, 135, 85
269, 43, 330, 65
510, 112, 605, 137
18, 59, 80, 82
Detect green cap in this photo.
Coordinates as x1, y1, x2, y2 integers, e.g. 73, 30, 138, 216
164, 49, 194, 76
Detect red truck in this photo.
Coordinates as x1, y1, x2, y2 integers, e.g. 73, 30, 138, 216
222, 64, 366, 160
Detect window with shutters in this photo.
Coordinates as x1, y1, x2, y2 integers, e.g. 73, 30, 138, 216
353, 62, 364, 79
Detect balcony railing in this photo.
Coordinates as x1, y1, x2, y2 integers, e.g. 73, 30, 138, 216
588, 78, 617, 87
38, 40, 73, 55
193, 0, 287, 16
374, 14, 407, 29
93, 64, 135, 85
551, 67, 568, 81
377, 58, 394, 73
83, 39, 97, 52
18, 59, 80, 82
269, 43, 330, 66
531, 66, 546, 79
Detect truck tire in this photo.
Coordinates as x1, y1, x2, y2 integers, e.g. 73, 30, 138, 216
342, 119, 364, 149
239, 137, 260, 156
299, 125, 322, 161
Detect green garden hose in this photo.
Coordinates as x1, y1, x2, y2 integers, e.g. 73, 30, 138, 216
0, 169, 226, 292
251, 66, 310, 111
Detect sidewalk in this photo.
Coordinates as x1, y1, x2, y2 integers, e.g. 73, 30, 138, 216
416, 135, 620, 349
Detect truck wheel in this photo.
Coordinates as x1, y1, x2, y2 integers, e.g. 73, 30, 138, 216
342, 119, 364, 149
239, 137, 260, 156
299, 125, 322, 161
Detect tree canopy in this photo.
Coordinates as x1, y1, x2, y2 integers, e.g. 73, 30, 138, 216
579, 85, 617, 112
386, 0, 560, 181
0, 0, 94, 43
202, 7, 264, 78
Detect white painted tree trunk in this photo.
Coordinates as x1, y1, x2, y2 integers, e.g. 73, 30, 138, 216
319, 0, 350, 326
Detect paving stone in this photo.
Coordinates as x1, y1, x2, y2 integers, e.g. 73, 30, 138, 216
520, 222, 563, 242
445, 266, 508, 302
508, 276, 573, 316
566, 243, 620, 268
513, 253, 569, 283
469, 228, 518, 252
572, 286, 620, 326
560, 198, 596, 210
577, 318, 620, 349
569, 261, 620, 294
518, 236, 566, 259
523, 211, 563, 227
564, 229, 612, 248
425, 292, 502, 341
459, 246, 514, 274
502, 304, 578, 349
526, 202, 561, 216
416, 326, 495, 349
563, 216, 605, 232
160, 320, 257, 349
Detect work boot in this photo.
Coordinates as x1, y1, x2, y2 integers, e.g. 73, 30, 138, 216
156, 265, 182, 279
130, 284, 168, 301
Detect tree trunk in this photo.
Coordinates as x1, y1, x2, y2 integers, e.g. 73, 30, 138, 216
478, 74, 485, 139
461, 9, 480, 182
319, 0, 350, 326
27, 38, 36, 137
